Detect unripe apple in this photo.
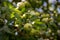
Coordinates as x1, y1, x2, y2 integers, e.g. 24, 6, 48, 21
24, 23, 32, 30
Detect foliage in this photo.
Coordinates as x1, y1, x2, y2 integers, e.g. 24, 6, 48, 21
0, 0, 60, 40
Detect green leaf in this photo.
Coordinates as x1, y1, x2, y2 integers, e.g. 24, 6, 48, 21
21, 8, 26, 13
10, 12, 15, 18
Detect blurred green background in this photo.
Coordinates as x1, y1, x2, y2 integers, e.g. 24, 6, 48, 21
0, 0, 60, 40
